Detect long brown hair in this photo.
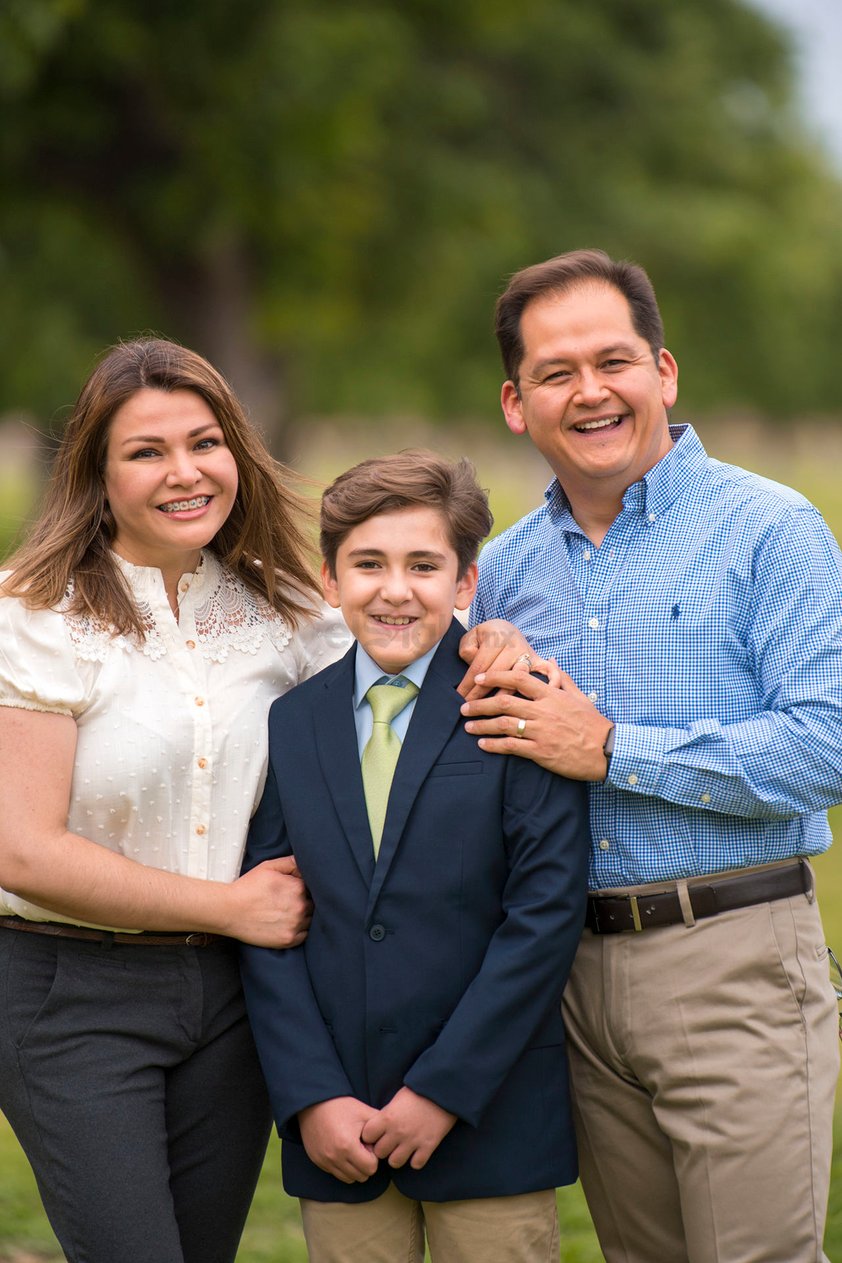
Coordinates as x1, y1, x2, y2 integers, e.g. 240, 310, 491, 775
2, 338, 319, 635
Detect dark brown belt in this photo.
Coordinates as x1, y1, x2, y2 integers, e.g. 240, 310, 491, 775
585, 859, 809, 934
0, 916, 222, 947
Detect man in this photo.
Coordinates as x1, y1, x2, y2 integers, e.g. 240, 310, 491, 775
459, 248, 842, 1263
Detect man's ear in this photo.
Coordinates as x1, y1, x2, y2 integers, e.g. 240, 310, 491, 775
321, 559, 341, 609
454, 562, 478, 610
658, 348, 679, 410
501, 380, 527, 436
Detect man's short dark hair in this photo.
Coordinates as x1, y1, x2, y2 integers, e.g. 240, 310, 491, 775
495, 248, 665, 386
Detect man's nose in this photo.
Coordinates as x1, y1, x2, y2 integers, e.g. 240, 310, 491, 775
573, 367, 609, 405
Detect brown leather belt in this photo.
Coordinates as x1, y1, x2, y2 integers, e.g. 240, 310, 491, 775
0, 916, 221, 947
585, 859, 809, 934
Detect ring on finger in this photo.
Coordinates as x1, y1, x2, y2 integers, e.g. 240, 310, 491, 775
515, 717, 527, 738
515, 652, 532, 668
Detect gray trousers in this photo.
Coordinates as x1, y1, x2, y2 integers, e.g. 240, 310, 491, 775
0, 928, 272, 1263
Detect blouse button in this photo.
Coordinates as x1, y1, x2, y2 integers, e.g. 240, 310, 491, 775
195, 697, 205, 707
186, 640, 196, 650
197, 758, 208, 769
195, 825, 207, 836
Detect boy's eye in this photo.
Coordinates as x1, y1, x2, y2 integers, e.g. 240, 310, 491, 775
412, 563, 437, 572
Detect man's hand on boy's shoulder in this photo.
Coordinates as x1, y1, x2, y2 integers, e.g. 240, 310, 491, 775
360, 1086, 457, 1171
298, 1096, 380, 1184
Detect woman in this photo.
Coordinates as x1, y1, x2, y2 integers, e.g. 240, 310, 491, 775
0, 338, 350, 1263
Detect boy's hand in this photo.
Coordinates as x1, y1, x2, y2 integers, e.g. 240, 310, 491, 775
360, 1087, 457, 1170
298, 1097, 380, 1184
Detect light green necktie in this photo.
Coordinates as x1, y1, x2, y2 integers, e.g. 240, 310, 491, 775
362, 679, 419, 856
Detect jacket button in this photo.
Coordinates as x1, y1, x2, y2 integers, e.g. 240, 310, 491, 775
369, 924, 386, 942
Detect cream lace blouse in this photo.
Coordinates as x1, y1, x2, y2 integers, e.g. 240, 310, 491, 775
0, 550, 351, 923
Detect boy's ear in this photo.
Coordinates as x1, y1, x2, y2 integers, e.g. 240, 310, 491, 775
321, 560, 342, 609
454, 562, 478, 611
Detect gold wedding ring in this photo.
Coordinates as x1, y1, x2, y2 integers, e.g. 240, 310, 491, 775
516, 718, 527, 738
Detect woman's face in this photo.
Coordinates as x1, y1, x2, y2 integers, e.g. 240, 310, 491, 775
103, 388, 239, 574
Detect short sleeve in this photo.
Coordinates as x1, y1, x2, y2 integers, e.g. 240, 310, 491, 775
287, 600, 352, 685
0, 595, 86, 717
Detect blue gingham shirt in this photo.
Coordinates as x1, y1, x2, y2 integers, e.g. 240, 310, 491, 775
472, 425, 842, 889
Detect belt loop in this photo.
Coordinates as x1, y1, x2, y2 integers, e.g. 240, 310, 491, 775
801, 858, 815, 904
677, 880, 696, 927
629, 895, 643, 932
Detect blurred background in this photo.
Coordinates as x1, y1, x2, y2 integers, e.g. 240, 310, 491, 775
1, 1, 841, 1259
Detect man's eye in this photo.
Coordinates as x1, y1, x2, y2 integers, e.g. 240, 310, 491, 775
602, 359, 627, 369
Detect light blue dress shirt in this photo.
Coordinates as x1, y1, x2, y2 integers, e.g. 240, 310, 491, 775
353, 642, 439, 757
472, 425, 842, 889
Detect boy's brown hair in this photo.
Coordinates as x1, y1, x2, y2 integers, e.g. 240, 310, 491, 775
320, 450, 493, 579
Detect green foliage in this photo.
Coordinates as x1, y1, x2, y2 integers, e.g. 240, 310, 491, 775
2, 0, 842, 449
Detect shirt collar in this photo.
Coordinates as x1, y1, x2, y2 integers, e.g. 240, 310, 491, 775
353, 640, 439, 710
544, 423, 707, 530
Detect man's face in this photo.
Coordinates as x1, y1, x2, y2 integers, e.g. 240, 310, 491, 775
501, 281, 678, 505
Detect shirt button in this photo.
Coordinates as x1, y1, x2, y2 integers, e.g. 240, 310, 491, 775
195, 824, 206, 836
583, 550, 591, 561
195, 697, 205, 707
369, 924, 386, 942
186, 639, 196, 650
588, 691, 598, 703
197, 758, 208, 769
627, 774, 638, 786
648, 512, 656, 523
701, 792, 711, 804
588, 617, 599, 630
598, 838, 610, 851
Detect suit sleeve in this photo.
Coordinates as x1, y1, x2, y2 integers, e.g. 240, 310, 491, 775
403, 756, 589, 1126
239, 751, 354, 1136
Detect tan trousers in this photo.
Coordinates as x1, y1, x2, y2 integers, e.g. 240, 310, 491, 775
563, 884, 839, 1263
299, 1183, 559, 1263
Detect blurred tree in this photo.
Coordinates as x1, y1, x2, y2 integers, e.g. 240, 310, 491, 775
2, 0, 841, 450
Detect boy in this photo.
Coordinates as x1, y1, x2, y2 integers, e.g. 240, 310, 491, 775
240, 451, 589, 1262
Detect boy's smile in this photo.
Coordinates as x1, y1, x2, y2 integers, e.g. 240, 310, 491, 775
322, 505, 478, 675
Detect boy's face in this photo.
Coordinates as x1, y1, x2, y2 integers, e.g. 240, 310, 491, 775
322, 505, 478, 675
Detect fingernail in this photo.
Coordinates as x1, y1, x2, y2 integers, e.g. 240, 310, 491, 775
475, 672, 486, 682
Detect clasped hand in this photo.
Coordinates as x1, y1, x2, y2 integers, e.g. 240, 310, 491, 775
299, 1088, 456, 1184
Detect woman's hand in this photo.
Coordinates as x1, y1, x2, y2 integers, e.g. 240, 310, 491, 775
225, 857, 312, 948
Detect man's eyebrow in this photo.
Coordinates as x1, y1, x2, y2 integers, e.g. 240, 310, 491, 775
531, 342, 640, 374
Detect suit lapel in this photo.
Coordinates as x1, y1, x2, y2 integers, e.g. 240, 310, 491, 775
312, 646, 376, 886
365, 621, 466, 912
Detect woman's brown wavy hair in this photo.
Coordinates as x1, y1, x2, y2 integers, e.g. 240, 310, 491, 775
2, 337, 319, 636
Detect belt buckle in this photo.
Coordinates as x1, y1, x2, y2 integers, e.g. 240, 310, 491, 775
629, 895, 643, 932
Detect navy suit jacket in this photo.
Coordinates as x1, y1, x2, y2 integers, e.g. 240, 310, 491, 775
240, 619, 589, 1203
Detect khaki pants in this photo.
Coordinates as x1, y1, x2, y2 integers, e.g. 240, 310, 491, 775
300, 1184, 559, 1263
563, 884, 839, 1263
